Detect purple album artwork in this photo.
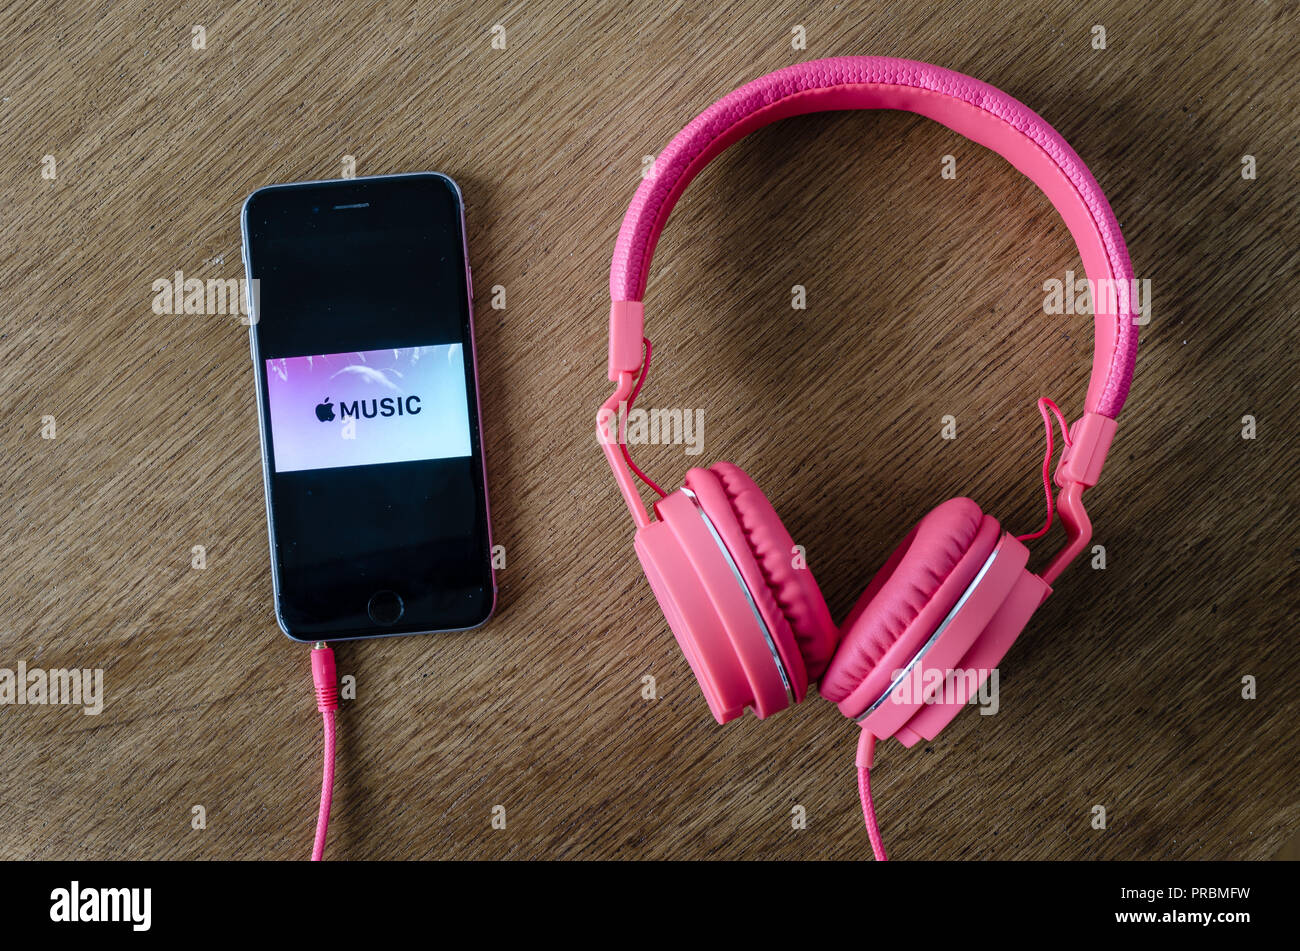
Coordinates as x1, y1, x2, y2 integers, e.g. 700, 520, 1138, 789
264, 344, 472, 472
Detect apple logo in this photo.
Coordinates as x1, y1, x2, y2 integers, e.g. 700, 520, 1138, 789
315, 397, 335, 422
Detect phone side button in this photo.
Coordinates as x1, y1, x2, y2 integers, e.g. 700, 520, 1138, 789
367, 589, 404, 626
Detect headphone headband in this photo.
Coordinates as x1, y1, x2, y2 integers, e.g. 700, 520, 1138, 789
607, 56, 1139, 418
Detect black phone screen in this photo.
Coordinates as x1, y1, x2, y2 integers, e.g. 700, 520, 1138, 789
242, 173, 494, 641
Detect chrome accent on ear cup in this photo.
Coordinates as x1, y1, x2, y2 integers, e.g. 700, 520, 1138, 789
855, 535, 1006, 722
681, 487, 795, 705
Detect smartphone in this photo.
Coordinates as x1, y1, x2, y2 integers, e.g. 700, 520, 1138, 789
241, 172, 495, 641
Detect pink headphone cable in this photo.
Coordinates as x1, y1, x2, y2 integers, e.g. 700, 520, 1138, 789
855, 730, 887, 860
858, 768, 887, 861
310, 643, 339, 861
1015, 398, 1073, 542
617, 337, 667, 498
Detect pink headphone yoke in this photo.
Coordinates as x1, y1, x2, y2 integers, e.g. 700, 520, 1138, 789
608, 56, 1139, 417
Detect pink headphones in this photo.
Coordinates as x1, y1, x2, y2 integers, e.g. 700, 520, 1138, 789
598, 57, 1139, 857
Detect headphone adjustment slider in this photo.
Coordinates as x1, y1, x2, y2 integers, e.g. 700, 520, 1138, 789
608, 300, 645, 381
1053, 412, 1117, 489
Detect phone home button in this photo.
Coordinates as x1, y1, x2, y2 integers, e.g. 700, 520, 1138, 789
367, 589, 404, 626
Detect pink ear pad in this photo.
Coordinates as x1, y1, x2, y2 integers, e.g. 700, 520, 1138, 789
698, 462, 839, 680
635, 487, 796, 722
819, 498, 999, 711
681, 465, 809, 699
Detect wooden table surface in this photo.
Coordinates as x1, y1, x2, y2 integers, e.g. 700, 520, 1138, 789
1, 0, 1295, 860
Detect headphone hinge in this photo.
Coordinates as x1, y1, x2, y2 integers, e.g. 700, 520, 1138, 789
597, 371, 653, 528
608, 300, 645, 381
1053, 412, 1117, 489
1042, 481, 1092, 585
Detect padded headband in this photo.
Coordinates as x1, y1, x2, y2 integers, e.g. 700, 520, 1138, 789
609, 57, 1139, 418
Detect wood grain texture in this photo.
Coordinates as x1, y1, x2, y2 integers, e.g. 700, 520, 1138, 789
0, 0, 1295, 860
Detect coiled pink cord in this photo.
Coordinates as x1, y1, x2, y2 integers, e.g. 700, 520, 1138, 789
310, 643, 339, 861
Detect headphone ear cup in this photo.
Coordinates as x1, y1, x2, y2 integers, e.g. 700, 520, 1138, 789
633, 463, 837, 723
820, 498, 997, 713
820, 497, 1052, 748
702, 463, 839, 678
634, 476, 798, 723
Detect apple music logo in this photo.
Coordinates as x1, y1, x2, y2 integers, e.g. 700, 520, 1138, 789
314, 395, 422, 422
266, 344, 469, 472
